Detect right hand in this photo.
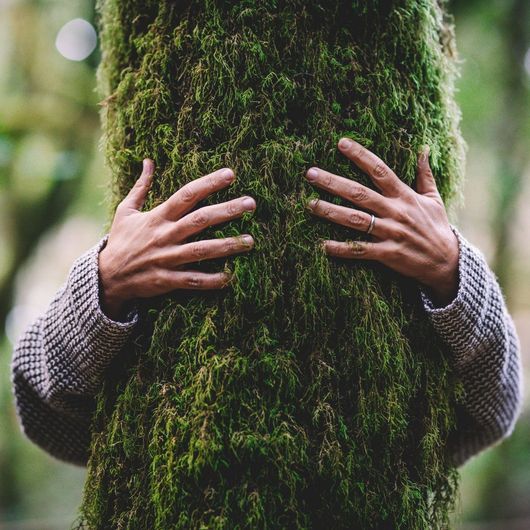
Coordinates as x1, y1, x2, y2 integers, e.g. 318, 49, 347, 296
98, 159, 256, 321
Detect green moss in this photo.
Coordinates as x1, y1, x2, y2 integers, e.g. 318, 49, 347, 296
79, 0, 466, 528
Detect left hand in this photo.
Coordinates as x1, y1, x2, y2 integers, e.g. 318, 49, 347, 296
304, 138, 459, 306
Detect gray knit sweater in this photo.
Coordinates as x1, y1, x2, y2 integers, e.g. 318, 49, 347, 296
11, 229, 523, 467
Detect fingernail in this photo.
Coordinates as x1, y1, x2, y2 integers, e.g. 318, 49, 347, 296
339, 138, 353, 150
242, 197, 255, 209
307, 198, 318, 209
222, 168, 235, 182
142, 159, 154, 177
306, 168, 318, 181
242, 235, 254, 245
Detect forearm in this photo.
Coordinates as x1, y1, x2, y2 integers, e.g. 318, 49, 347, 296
11, 234, 139, 464
11, 155, 256, 464
421, 228, 523, 466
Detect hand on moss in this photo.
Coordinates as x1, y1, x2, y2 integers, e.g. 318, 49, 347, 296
304, 139, 459, 306
98, 160, 255, 321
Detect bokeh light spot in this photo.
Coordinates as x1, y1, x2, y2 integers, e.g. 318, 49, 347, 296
55, 18, 97, 61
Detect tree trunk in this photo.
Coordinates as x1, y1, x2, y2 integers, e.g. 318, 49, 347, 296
80, 1, 465, 528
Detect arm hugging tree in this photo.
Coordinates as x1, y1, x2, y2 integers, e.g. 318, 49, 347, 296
81, 0, 466, 528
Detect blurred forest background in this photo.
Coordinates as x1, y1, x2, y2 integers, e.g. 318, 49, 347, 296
0, 0, 529, 528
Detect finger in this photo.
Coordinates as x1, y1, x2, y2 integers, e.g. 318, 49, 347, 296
120, 159, 155, 213
169, 196, 256, 242
158, 235, 254, 267
337, 138, 407, 197
305, 167, 391, 217
307, 199, 388, 238
415, 145, 438, 196
155, 167, 235, 221
162, 270, 233, 290
321, 239, 387, 261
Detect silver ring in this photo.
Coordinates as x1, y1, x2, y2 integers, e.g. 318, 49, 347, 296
366, 214, 376, 235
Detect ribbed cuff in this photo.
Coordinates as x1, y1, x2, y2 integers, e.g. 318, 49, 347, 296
420, 227, 493, 366
59, 234, 139, 388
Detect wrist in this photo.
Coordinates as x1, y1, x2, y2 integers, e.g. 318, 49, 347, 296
424, 231, 460, 307
427, 269, 458, 307
98, 247, 129, 321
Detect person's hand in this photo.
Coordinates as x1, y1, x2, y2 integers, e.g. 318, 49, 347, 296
304, 138, 459, 306
98, 160, 256, 321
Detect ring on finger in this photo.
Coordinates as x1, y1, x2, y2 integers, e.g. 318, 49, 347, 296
366, 214, 376, 235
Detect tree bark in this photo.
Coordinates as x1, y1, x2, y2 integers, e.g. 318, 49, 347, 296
80, 1, 466, 528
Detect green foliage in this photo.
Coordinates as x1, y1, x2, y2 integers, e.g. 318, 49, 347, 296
80, 1, 466, 528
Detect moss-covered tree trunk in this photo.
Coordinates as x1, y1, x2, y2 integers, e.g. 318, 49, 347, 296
80, 1, 465, 528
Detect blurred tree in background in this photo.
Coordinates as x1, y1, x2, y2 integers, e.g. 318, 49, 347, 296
0, 0, 100, 526
450, 0, 530, 526
0, 0, 528, 528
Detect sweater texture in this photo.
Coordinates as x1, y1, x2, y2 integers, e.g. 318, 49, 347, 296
11, 229, 523, 467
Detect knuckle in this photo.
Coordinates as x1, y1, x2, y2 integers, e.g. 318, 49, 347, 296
393, 203, 411, 224
347, 241, 368, 256
152, 269, 167, 289
146, 211, 163, 228
393, 244, 407, 260
348, 211, 365, 228
150, 227, 166, 249
146, 215, 167, 239
424, 167, 435, 180
349, 186, 369, 203
180, 184, 196, 203
395, 210, 408, 225
401, 189, 416, 204
186, 274, 203, 289
373, 161, 389, 179
385, 238, 404, 256
322, 172, 332, 187
391, 225, 408, 243
191, 210, 209, 226
402, 209, 416, 227
191, 242, 209, 259
377, 244, 390, 261
135, 177, 149, 189
322, 204, 334, 218
227, 201, 239, 216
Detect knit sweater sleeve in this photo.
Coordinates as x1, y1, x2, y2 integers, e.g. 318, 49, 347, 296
11, 234, 139, 466
420, 228, 523, 467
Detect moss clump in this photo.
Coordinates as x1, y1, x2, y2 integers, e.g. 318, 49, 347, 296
79, 1, 466, 528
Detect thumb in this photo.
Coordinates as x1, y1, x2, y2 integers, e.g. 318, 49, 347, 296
121, 158, 155, 212
415, 145, 438, 196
